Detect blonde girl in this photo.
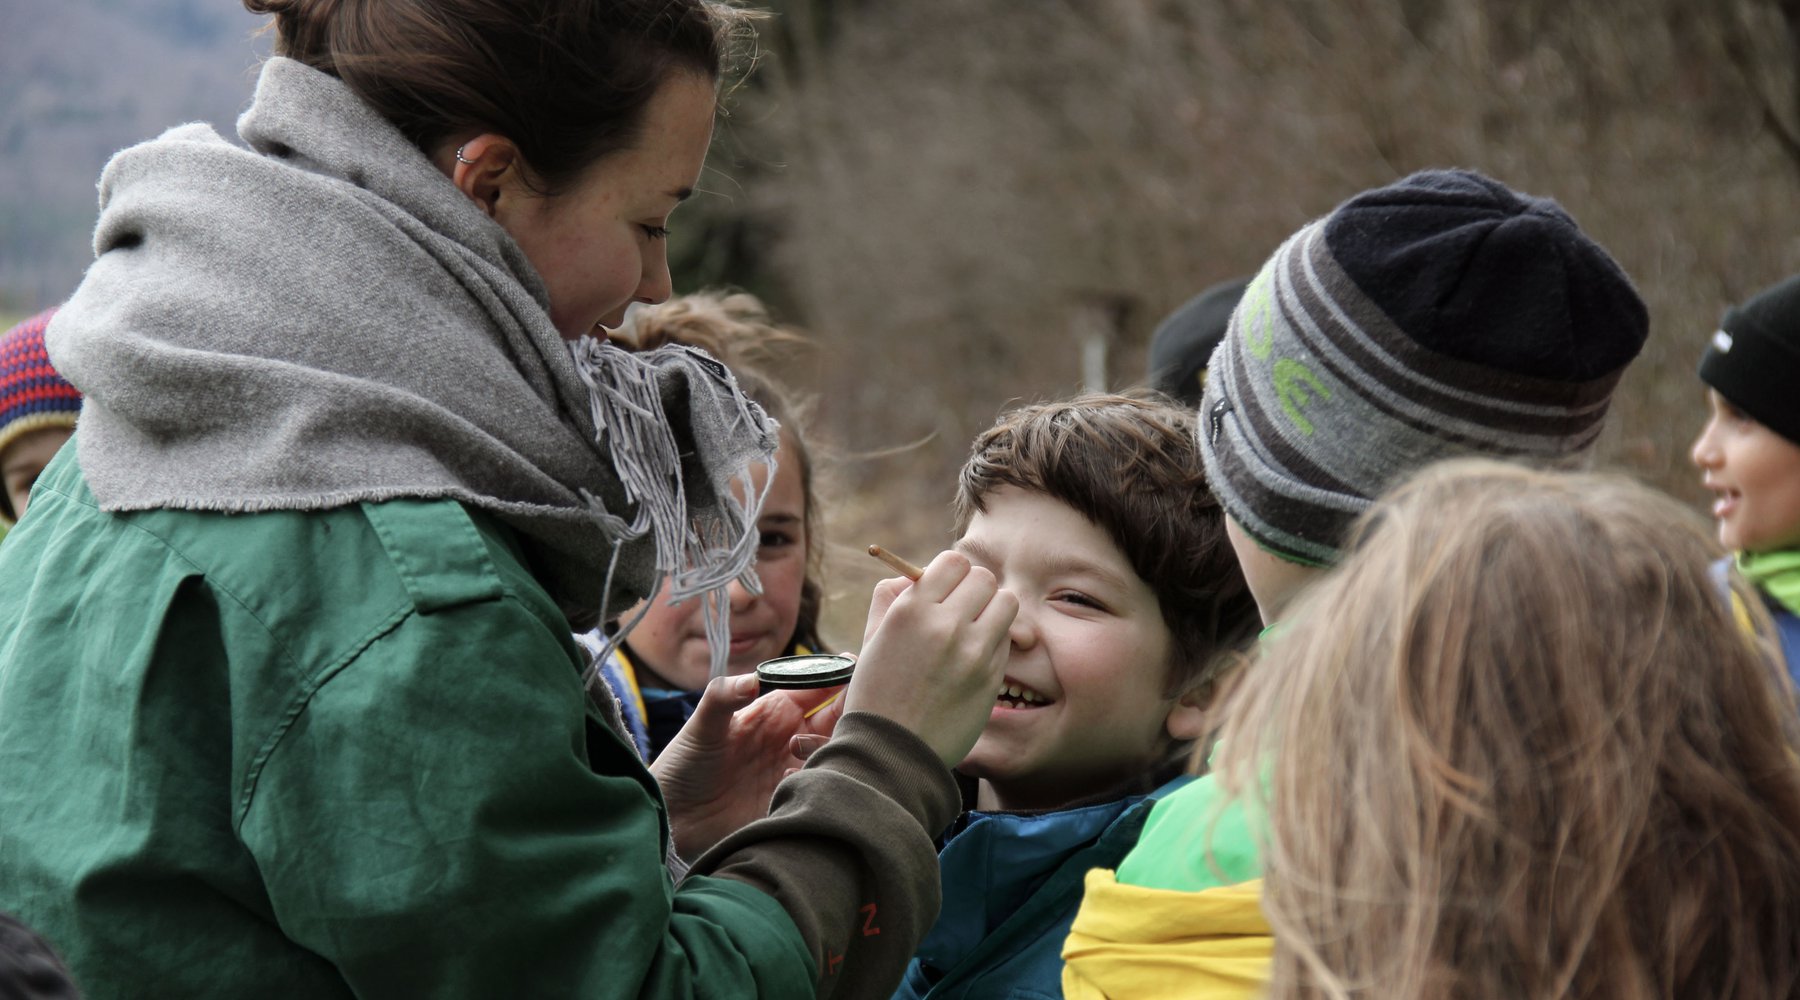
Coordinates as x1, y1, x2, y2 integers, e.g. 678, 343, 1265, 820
1215, 458, 1800, 999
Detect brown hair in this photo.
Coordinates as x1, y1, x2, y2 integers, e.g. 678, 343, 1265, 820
241, 0, 757, 192
1214, 458, 1800, 999
610, 290, 825, 651
954, 390, 1259, 699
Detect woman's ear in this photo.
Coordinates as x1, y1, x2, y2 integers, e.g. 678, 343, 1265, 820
446, 133, 521, 218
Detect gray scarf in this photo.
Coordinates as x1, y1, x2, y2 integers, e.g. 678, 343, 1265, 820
47, 57, 778, 635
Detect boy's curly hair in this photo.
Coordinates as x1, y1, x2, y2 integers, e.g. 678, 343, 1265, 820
954, 390, 1259, 697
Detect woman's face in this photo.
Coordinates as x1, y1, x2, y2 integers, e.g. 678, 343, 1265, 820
626, 433, 810, 690
492, 71, 717, 339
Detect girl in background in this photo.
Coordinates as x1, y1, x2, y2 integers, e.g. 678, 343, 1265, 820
1213, 459, 1800, 999
583, 290, 830, 759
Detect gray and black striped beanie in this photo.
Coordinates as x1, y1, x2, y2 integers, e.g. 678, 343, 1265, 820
1198, 169, 1648, 567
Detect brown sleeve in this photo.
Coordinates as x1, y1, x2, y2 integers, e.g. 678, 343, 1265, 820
690, 711, 958, 1000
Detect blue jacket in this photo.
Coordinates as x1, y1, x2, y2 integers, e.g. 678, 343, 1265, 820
893, 776, 1192, 1000
579, 640, 811, 761
1712, 557, 1800, 691
574, 641, 679, 761
1767, 597, 1800, 691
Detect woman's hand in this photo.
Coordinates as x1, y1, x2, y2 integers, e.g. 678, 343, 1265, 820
650, 673, 845, 860
847, 551, 1017, 767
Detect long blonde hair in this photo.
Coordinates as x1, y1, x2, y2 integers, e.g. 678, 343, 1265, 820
1214, 458, 1800, 999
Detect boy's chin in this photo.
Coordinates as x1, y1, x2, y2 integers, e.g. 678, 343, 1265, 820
958, 745, 1091, 802
961, 739, 1169, 811
954, 743, 1007, 780
965, 767, 1134, 813
956, 739, 1046, 791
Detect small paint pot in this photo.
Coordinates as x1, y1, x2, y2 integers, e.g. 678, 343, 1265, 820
756, 653, 855, 692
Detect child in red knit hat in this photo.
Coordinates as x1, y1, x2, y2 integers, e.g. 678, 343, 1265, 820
0, 309, 82, 529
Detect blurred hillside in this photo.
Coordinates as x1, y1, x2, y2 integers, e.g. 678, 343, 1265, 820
0, 0, 269, 316
6, 1, 1799, 643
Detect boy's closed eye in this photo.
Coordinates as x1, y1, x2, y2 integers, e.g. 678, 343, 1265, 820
956, 537, 1133, 611
1050, 589, 1112, 613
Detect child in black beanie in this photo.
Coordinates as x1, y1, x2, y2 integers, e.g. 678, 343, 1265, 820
1144, 277, 1249, 407
1692, 272, 1800, 685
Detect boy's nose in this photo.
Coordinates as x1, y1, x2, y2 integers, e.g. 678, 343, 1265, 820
1006, 599, 1038, 651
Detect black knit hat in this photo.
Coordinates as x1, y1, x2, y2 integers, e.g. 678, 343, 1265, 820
1323, 170, 1648, 382
1146, 277, 1249, 407
1200, 168, 1649, 567
1698, 273, 1800, 446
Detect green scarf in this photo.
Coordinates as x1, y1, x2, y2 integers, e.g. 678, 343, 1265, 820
1736, 549, 1800, 618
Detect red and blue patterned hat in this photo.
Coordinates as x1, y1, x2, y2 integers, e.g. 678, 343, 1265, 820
0, 307, 82, 476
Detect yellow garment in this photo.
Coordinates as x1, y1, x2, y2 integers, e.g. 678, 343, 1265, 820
611, 646, 650, 723
1062, 868, 1271, 999
1731, 588, 1756, 636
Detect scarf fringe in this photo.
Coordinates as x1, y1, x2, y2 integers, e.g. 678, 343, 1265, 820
570, 336, 776, 680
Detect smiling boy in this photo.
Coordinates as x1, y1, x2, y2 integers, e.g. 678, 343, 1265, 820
890, 392, 1260, 999
1692, 271, 1800, 683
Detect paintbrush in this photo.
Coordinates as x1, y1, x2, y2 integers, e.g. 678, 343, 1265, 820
866, 543, 924, 581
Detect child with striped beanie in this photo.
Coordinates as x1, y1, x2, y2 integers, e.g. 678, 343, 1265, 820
1061, 168, 1650, 999
0, 309, 82, 529
1198, 169, 1647, 585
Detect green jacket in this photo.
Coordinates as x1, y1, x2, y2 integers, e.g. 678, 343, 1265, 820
0, 447, 955, 999
1059, 772, 1272, 999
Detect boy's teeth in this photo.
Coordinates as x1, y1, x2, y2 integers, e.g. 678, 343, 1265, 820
997, 683, 1046, 704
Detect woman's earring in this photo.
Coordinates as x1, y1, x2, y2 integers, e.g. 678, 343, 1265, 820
454, 145, 475, 165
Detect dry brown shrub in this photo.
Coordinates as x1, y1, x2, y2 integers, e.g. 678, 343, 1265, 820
721, 0, 1800, 639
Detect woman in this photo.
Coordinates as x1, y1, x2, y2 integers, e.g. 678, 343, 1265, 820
0, 2, 1016, 998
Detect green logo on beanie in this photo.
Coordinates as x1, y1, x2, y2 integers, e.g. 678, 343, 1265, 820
1273, 358, 1332, 436
1243, 271, 1276, 361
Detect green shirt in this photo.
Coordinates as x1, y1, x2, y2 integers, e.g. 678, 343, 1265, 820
1114, 769, 1265, 893
0, 445, 815, 998
1117, 628, 1287, 894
